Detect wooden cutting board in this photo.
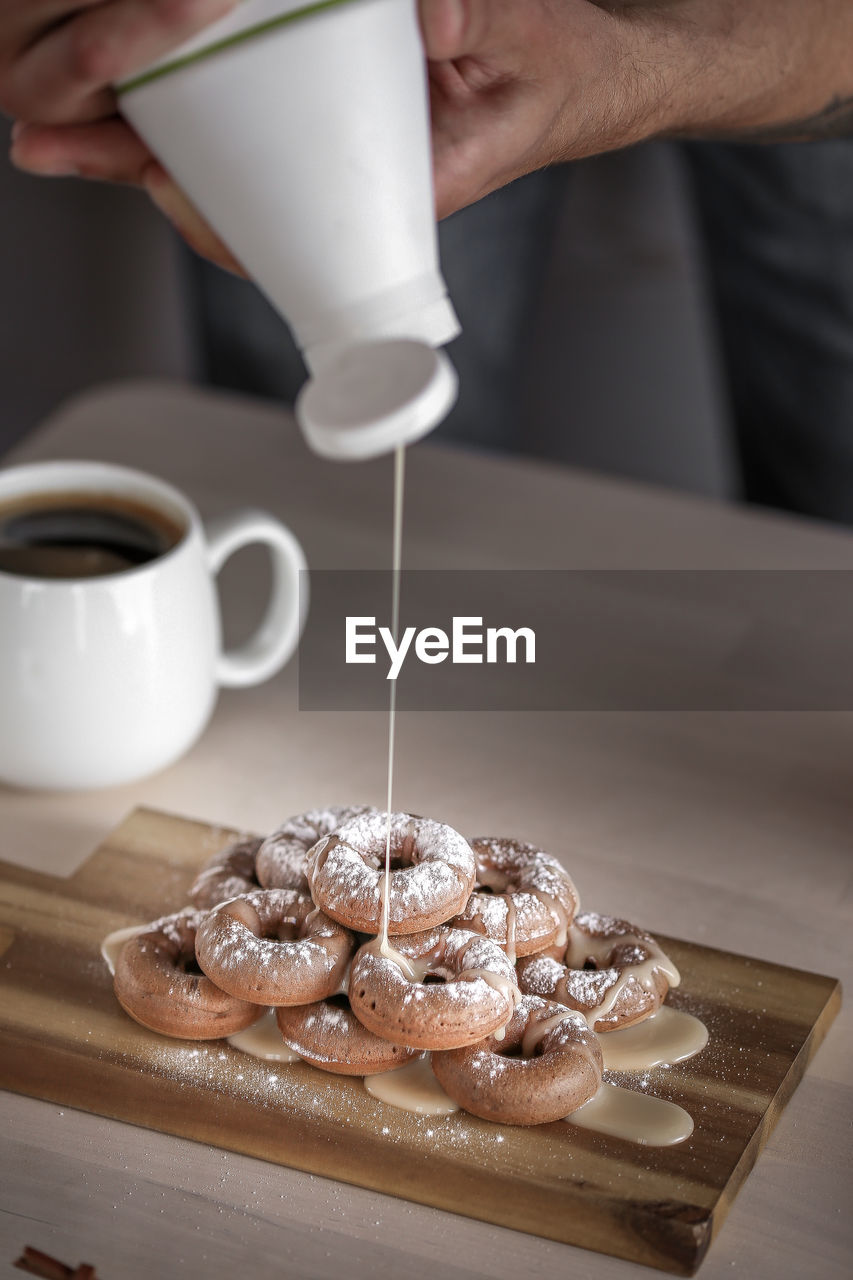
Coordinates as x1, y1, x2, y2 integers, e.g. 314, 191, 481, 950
0, 808, 840, 1276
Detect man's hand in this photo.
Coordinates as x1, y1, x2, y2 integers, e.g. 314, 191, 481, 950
420, 0, 853, 217
4, 0, 853, 267
0, 0, 238, 125
2, 0, 240, 264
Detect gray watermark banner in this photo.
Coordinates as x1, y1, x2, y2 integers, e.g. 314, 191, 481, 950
297, 570, 853, 711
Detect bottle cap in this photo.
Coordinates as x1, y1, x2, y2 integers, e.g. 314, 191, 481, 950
296, 338, 458, 461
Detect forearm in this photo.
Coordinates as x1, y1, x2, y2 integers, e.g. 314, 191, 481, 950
614, 0, 853, 143
420, 0, 853, 219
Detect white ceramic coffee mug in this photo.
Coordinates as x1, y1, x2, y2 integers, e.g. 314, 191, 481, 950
0, 461, 308, 790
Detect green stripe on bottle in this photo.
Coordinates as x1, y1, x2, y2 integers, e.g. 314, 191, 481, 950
117, 0, 361, 94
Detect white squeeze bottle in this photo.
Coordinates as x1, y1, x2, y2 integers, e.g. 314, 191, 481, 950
117, 0, 460, 460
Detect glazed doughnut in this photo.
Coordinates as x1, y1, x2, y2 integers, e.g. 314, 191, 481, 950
517, 910, 680, 1032
189, 835, 262, 910
256, 805, 375, 892
307, 811, 476, 935
113, 910, 262, 1040
348, 927, 519, 1050
431, 994, 603, 1126
452, 837, 579, 960
195, 889, 356, 1006
275, 996, 420, 1075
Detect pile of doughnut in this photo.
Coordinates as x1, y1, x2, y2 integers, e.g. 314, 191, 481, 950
111, 805, 680, 1127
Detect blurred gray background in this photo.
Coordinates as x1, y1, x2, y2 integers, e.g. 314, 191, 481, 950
0, 113, 738, 499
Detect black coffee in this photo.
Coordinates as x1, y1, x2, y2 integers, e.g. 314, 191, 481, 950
0, 490, 185, 578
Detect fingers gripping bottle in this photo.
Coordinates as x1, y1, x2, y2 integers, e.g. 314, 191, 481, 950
118, 0, 460, 459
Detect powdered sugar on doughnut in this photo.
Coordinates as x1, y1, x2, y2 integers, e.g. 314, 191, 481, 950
349, 927, 519, 1050
276, 996, 419, 1073
189, 836, 261, 909
314, 841, 463, 924
518, 910, 679, 1031
195, 889, 355, 1006
124, 906, 202, 957
308, 812, 476, 935
454, 837, 579, 958
256, 805, 375, 892
519, 953, 621, 1007
112, 908, 262, 1040
340, 811, 474, 879
431, 994, 603, 1125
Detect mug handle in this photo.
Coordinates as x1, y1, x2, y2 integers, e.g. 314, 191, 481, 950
204, 510, 308, 689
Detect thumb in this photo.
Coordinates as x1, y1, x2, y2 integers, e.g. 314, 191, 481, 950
418, 0, 491, 60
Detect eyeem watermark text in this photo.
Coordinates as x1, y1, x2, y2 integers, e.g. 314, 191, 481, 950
346, 616, 536, 680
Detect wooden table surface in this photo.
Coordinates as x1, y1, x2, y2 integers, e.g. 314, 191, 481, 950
1, 381, 850, 1280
